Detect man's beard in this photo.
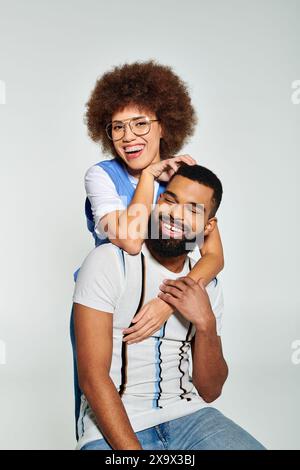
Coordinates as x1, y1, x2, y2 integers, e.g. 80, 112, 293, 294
145, 213, 198, 258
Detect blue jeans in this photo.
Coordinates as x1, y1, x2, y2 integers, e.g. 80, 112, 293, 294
80, 407, 266, 450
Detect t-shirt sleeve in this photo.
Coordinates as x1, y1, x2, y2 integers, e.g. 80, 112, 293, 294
206, 277, 224, 336
72, 245, 124, 313
84, 164, 126, 239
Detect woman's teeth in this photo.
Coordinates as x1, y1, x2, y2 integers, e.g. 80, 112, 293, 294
124, 145, 144, 153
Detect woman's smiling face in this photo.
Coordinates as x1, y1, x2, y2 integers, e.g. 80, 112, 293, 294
111, 104, 163, 176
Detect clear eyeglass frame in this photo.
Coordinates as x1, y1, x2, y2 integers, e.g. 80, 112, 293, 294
105, 116, 159, 141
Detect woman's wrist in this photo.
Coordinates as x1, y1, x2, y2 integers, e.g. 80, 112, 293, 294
141, 167, 156, 180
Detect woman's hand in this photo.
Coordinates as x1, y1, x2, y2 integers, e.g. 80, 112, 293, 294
143, 154, 197, 182
122, 297, 174, 344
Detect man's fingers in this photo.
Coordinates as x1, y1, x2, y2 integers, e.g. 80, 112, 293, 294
162, 279, 186, 291
197, 278, 206, 291
159, 283, 183, 298
158, 291, 179, 309
176, 276, 197, 287
162, 278, 192, 292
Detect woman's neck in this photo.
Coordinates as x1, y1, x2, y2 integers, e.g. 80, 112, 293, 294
126, 166, 142, 178
126, 152, 161, 179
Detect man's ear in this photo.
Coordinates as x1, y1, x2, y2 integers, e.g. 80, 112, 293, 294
204, 217, 217, 237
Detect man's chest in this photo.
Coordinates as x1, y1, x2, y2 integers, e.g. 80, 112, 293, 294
113, 255, 195, 342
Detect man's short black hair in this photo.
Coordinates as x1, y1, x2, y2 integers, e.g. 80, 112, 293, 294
170, 163, 223, 217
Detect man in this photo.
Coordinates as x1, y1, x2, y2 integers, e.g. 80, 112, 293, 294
72, 164, 265, 450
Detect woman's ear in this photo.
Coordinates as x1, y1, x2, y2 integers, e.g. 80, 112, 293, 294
159, 122, 164, 139
204, 217, 217, 237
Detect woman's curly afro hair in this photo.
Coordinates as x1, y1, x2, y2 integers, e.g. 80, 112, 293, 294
85, 60, 197, 159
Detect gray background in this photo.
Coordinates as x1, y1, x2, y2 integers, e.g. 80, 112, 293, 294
0, 0, 299, 450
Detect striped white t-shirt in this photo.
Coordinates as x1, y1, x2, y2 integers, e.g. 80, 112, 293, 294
72, 242, 224, 450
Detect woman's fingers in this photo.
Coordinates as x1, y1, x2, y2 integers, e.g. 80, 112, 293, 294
154, 154, 197, 182
123, 323, 160, 344
168, 160, 180, 174
122, 315, 151, 338
172, 154, 197, 166
131, 305, 148, 324
122, 308, 149, 335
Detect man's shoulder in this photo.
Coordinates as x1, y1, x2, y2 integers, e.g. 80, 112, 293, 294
79, 243, 125, 274
81, 243, 143, 275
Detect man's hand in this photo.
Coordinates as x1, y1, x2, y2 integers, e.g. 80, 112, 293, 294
122, 297, 174, 344
157, 276, 216, 333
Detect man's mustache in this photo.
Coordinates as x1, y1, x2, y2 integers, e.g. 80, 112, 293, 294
158, 213, 191, 235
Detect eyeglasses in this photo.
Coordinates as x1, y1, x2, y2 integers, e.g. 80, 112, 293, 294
105, 116, 159, 141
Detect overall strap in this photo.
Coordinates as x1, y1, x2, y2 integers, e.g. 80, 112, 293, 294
85, 158, 136, 243
97, 159, 136, 200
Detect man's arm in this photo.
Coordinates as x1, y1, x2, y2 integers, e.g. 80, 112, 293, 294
191, 324, 228, 402
158, 276, 228, 402
74, 302, 142, 450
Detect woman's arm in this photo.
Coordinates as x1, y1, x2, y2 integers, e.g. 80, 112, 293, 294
92, 155, 196, 255
189, 223, 224, 286
100, 169, 155, 255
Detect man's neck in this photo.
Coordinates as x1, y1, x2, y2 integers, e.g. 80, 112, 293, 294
145, 241, 187, 273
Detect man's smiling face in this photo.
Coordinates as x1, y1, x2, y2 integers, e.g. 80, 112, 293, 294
147, 174, 217, 257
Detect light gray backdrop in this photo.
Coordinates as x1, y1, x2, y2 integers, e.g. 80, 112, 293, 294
0, 0, 299, 450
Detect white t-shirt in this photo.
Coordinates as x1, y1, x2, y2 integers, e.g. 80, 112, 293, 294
72, 242, 224, 450
84, 164, 160, 239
